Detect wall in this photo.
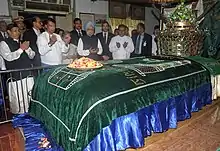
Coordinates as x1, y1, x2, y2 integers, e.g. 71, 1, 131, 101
56, 14, 73, 31
0, 0, 9, 16
7, 0, 158, 34
75, 0, 158, 34
0, 0, 11, 23
145, 7, 159, 35
75, 0, 108, 33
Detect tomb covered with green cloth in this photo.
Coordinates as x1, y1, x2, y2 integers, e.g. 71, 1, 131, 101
187, 56, 220, 76
29, 56, 211, 150
187, 56, 220, 99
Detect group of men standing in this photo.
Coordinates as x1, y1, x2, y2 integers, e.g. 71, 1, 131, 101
0, 16, 158, 114
72, 19, 157, 61
0, 16, 158, 70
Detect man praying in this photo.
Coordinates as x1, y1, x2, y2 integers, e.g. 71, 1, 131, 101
37, 18, 70, 66
77, 21, 103, 61
109, 24, 134, 60
0, 23, 35, 114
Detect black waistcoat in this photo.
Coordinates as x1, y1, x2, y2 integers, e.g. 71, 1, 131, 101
4, 38, 33, 80
81, 35, 98, 50
81, 35, 102, 61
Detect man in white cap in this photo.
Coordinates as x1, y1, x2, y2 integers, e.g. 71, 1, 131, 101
77, 21, 103, 61
13, 16, 25, 41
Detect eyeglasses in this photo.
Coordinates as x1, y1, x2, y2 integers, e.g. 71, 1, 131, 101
87, 28, 94, 31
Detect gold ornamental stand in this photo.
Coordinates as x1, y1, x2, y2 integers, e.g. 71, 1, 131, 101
158, 21, 204, 56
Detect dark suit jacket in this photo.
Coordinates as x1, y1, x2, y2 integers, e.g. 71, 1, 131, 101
0, 34, 4, 42
23, 28, 41, 67
70, 29, 86, 46
0, 32, 7, 42
132, 33, 152, 57
96, 32, 115, 59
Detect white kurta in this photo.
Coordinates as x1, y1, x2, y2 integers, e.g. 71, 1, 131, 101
77, 37, 103, 56
0, 39, 36, 114
8, 77, 34, 114
211, 75, 220, 100
152, 34, 158, 55
37, 32, 69, 65
109, 35, 134, 60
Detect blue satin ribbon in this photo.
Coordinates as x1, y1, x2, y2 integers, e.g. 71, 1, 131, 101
84, 83, 212, 151
0, 88, 4, 118
12, 83, 212, 151
12, 113, 64, 151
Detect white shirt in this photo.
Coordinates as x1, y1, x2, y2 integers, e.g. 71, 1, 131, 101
152, 34, 158, 55
135, 33, 144, 54
0, 39, 35, 69
109, 35, 134, 60
77, 37, 103, 56
37, 32, 69, 65
33, 27, 41, 36
0, 56, 5, 70
76, 29, 83, 37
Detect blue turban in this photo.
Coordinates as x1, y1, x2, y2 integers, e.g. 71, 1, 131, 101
84, 21, 95, 30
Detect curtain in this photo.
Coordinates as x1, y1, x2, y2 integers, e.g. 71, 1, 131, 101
200, 0, 220, 59
109, 18, 144, 36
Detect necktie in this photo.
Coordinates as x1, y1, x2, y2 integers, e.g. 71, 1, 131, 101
3, 32, 6, 39
135, 35, 141, 54
78, 31, 82, 37
103, 33, 107, 44
154, 37, 159, 55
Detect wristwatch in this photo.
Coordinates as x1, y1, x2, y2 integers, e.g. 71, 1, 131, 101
48, 43, 52, 47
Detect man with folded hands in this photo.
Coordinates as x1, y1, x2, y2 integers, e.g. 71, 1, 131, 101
0, 23, 35, 114
77, 21, 103, 61
109, 24, 134, 60
37, 18, 71, 66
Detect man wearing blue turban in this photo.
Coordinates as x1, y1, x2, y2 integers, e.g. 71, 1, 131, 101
77, 21, 103, 61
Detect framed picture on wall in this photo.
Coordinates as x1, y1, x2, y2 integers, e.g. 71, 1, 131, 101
109, 1, 126, 19
95, 14, 107, 26
79, 13, 95, 30
0, 16, 12, 24
131, 5, 145, 20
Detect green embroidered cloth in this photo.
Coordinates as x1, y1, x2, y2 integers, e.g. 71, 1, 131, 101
29, 57, 210, 150
187, 56, 220, 76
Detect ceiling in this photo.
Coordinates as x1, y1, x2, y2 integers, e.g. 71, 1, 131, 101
113, 0, 154, 3
109, 0, 196, 5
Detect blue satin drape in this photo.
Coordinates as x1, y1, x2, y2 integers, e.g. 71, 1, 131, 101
84, 83, 212, 151
12, 114, 64, 151
12, 83, 212, 151
0, 88, 4, 119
